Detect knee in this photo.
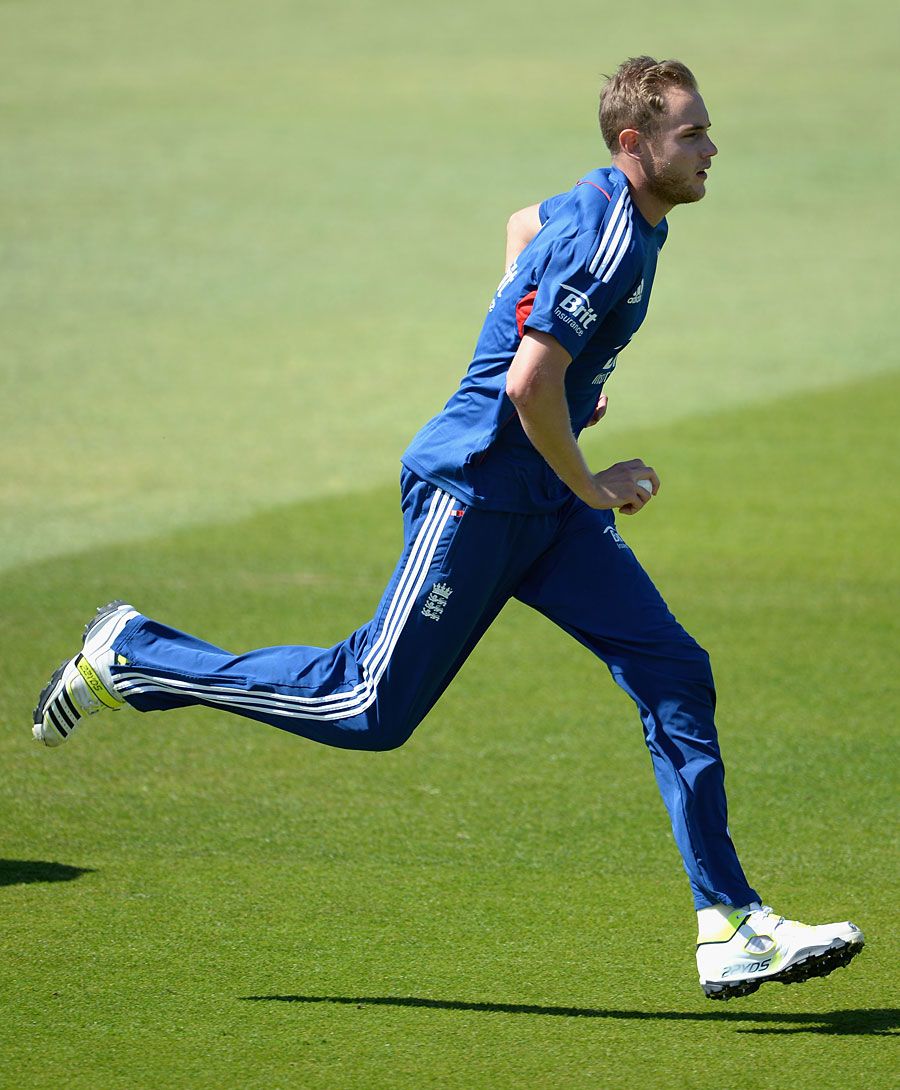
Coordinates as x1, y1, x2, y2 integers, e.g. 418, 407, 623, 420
690, 644, 715, 688
668, 633, 715, 687
334, 714, 416, 752
649, 638, 717, 720
353, 734, 407, 753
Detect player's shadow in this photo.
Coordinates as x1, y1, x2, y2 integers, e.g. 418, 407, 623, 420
239, 995, 896, 1036
0, 859, 96, 887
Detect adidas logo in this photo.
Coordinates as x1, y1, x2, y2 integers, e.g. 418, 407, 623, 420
626, 279, 644, 305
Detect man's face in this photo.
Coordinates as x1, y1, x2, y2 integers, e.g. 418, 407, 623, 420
641, 87, 717, 207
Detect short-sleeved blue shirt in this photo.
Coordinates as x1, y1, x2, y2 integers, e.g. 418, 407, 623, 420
402, 165, 668, 512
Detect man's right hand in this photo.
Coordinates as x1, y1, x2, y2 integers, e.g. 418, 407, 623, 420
591, 459, 659, 515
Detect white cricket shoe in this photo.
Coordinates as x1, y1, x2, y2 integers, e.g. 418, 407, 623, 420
33, 601, 138, 747
697, 902, 864, 1000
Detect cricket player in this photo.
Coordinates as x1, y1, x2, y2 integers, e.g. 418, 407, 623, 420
33, 57, 863, 999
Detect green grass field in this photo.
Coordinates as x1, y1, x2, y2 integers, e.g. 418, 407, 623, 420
2, 1, 898, 1087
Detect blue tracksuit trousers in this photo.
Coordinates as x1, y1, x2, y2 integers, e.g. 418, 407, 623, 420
112, 469, 758, 910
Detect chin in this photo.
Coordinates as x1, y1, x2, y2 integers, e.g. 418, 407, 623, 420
682, 179, 707, 203
648, 169, 706, 208
669, 187, 704, 207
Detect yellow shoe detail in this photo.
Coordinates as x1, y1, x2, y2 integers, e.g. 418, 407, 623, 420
697, 903, 755, 944
726, 905, 752, 932
76, 655, 121, 709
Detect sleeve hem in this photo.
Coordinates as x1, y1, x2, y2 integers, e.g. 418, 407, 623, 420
522, 315, 585, 360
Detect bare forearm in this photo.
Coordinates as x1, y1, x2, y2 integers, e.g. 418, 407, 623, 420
511, 382, 603, 506
507, 331, 660, 513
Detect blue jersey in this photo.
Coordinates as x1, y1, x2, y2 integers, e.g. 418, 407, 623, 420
402, 166, 668, 512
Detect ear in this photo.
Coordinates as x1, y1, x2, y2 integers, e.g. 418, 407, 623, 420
618, 128, 642, 159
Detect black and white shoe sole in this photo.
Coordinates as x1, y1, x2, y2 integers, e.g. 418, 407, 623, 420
32, 600, 131, 745
33, 661, 77, 743
702, 937, 864, 1000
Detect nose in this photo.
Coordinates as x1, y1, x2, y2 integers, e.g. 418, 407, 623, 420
706, 137, 719, 158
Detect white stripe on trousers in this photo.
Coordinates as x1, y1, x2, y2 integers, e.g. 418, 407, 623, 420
115, 489, 456, 721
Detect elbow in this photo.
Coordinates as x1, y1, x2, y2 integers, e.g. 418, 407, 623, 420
507, 332, 569, 408
506, 377, 525, 407
505, 212, 521, 254
506, 368, 537, 408
506, 207, 534, 247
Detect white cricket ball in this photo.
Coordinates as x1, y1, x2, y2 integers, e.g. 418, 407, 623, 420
637, 478, 653, 497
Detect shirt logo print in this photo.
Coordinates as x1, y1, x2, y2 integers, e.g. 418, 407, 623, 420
555, 283, 598, 337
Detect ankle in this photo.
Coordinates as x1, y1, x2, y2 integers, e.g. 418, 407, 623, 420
697, 902, 756, 943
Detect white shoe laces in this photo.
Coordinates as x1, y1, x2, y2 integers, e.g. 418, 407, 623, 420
754, 905, 785, 929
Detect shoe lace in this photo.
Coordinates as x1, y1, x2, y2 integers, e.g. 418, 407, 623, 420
756, 904, 785, 929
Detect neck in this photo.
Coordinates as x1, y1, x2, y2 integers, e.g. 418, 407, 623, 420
612, 156, 671, 226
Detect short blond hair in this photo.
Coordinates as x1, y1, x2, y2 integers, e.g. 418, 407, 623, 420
599, 56, 699, 154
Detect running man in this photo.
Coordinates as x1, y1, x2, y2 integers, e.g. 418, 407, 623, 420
33, 56, 864, 1000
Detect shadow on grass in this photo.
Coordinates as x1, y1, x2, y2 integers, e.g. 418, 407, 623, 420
239, 995, 897, 1036
0, 859, 96, 887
